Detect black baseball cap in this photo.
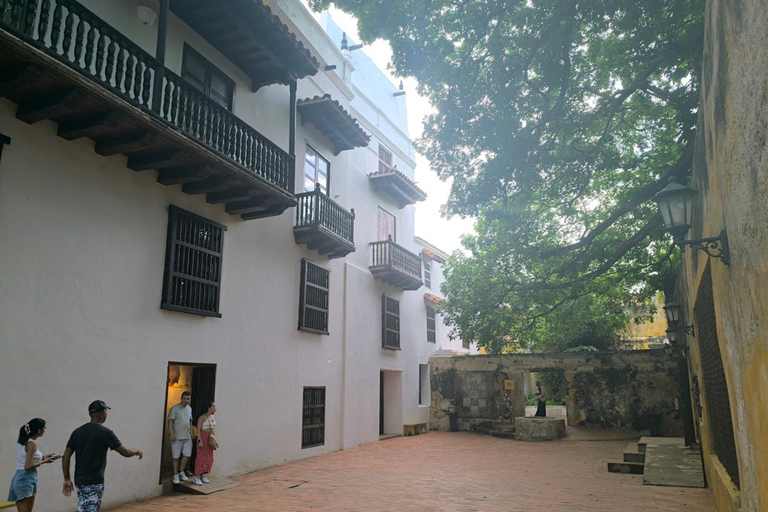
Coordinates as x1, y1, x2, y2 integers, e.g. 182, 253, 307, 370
88, 400, 111, 414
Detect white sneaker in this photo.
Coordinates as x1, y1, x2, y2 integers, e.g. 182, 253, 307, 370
178, 472, 189, 482
193, 476, 203, 486
201, 475, 210, 484
172, 473, 180, 485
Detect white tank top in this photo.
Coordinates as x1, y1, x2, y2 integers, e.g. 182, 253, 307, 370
202, 414, 216, 430
17, 440, 43, 470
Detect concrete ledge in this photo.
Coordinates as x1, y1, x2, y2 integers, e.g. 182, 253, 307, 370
514, 417, 566, 441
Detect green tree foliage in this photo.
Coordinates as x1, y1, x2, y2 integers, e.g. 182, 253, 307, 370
314, 0, 702, 351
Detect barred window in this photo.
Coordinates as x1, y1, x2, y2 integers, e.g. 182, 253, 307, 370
426, 306, 436, 343
299, 259, 330, 334
423, 259, 432, 289
302, 387, 325, 448
161, 206, 226, 317
382, 295, 400, 349
695, 264, 740, 488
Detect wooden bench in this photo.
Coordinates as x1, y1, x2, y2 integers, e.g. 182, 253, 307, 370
403, 422, 428, 436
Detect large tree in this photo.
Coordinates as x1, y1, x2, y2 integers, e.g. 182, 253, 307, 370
313, 0, 703, 351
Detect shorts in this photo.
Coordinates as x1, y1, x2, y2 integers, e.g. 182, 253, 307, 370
171, 438, 192, 458
7, 468, 37, 502
76, 483, 105, 512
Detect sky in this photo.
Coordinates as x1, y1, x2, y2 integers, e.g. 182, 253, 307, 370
306, 5, 476, 255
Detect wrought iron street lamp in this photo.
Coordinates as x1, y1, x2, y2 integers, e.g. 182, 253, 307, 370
663, 300, 682, 324
665, 328, 678, 345
663, 299, 696, 338
655, 177, 730, 265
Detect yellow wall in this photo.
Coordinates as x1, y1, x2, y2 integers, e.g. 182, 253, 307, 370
675, 1, 768, 510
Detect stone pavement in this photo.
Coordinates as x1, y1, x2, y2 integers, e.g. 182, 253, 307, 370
108, 432, 716, 512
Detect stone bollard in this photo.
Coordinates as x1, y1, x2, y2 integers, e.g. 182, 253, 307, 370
514, 417, 566, 441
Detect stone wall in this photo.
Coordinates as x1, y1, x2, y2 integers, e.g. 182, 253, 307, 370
429, 351, 683, 435
673, 1, 768, 510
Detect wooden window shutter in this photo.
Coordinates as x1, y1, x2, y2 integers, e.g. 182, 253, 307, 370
299, 259, 330, 334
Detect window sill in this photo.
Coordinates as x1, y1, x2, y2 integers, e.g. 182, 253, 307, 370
299, 327, 330, 336
161, 303, 222, 318
382, 345, 401, 351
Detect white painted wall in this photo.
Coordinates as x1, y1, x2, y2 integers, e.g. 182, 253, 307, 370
0, 1, 442, 510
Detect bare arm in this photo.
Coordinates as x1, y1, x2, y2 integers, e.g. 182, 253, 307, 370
196, 416, 205, 447
24, 440, 54, 470
167, 418, 175, 442
115, 444, 143, 459
62, 447, 74, 496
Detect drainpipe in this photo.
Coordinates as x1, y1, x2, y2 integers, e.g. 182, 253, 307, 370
151, 0, 169, 114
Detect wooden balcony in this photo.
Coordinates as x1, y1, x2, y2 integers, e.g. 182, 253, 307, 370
294, 186, 355, 258
0, 0, 297, 220
370, 237, 423, 290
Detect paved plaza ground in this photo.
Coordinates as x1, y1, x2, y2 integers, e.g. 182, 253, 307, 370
108, 431, 716, 512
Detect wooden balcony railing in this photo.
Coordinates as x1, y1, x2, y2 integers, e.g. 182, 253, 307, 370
369, 237, 423, 290
158, 70, 293, 191
0, 0, 293, 195
294, 185, 355, 258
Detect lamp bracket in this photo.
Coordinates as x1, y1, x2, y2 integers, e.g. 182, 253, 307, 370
678, 229, 730, 265
683, 325, 695, 338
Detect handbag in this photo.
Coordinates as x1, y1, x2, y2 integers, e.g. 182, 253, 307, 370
207, 433, 219, 450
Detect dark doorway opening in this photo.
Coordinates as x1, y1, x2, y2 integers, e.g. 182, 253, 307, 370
379, 371, 384, 435
159, 362, 216, 484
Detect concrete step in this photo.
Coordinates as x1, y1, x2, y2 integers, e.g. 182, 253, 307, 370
175, 475, 239, 495
623, 442, 646, 463
637, 436, 684, 453
607, 461, 645, 474
473, 421, 515, 439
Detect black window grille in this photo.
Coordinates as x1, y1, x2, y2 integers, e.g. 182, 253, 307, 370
161, 206, 226, 317
462, 338, 470, 350
382, 295, 400, 349
299, 259, 330, 334
423, 259, 432, 289
426, 306, 436, 343
302, 387, 325, 448
695, 264, 740, 489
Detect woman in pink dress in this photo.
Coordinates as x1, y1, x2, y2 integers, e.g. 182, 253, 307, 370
193, 402, 216, 485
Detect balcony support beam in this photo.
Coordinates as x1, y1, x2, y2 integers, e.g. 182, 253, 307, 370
16, 87, 87, 124
128, 150, 186, 171
151, 0, 170, 113
156, 165, 212, 185
94, 131, 156, 156
57, 110, 125, 141
289, 79, 297, 157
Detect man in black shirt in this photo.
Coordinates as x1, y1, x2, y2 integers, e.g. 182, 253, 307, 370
62, 400, 143, 512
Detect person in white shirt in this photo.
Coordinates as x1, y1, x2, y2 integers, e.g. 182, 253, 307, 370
167, 391, 193, 484
8, 418, 57, 512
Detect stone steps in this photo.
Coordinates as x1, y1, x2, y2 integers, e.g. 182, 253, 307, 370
175, 475, 239, 495
473, 421, 516, 439
607, 461, 645, 474
623, 442, 646, 463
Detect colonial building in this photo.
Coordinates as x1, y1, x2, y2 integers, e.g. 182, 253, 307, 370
0, 1, 445, 509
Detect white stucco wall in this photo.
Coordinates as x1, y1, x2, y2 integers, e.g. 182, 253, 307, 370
0, 1, 439, 510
